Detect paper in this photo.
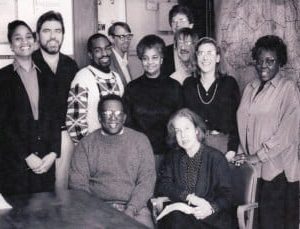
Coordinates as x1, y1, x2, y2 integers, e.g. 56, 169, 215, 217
0, 194, 12, 210
157, 202, 194, 220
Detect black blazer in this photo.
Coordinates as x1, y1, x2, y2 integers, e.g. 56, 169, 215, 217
0, 64, 60, 194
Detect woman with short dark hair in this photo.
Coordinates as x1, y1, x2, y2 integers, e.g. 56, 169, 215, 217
124, 34, 183, 173
236, 35, 300, 229
156, 108, 233, 229
0, 20, 60, 195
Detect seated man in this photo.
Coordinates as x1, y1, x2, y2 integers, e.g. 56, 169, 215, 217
69, 95, 156, 228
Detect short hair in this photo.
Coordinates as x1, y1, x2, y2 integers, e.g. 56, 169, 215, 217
174, 27, 198, 48
108, 22, 131, 36
36, 11, 65, 34
167, 108, 207, 149
169, 4, 194, 26
251, 35, 287, 67
87, 33, 111, 53
195, 36, 221, 55
97, 94, 124, 115
136, 34, 165, 60
7, 20, 34, 43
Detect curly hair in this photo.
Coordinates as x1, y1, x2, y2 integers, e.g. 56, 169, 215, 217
251, 35, 287, 67
167, 108, 207, 149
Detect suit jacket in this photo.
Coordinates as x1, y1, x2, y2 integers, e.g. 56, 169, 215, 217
110, 51, 132, 86
0, 64, 61, 195
161, 44, 175, 77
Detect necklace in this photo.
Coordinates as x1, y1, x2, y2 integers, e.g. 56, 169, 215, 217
197, 82, 218, 105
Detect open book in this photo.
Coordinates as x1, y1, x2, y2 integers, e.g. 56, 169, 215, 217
157, 202, 194, 220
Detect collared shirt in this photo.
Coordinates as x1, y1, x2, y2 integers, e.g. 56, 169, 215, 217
13, 60, 40, 120
237, 73, 300, 181
112, 49, 131, 84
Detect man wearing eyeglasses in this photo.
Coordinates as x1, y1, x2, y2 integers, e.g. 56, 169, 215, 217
108, 22, 133, 86
66, 33, 124, 145
69, 95, 156, 228
161, 4, 194, 77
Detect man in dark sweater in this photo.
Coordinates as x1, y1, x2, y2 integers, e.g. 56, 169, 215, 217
69, 95, 156, 228
33, 11, 78, 189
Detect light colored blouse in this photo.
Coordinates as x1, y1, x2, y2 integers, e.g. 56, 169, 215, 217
237, 73, 300, 182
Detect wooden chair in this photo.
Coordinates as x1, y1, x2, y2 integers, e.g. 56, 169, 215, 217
230, 162, 258, 229
151, 162, 258, 229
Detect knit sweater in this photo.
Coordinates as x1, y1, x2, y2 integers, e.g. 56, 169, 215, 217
124, 74, 183, 154
69, 127, 156, 213
66, 65, 124, 144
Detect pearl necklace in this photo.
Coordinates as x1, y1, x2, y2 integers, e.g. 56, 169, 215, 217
197, 82, 218, 105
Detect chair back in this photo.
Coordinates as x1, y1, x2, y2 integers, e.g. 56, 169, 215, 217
230, 163, 257, 229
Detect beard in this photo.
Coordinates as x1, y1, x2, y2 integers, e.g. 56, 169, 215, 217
40, 40, 61, 55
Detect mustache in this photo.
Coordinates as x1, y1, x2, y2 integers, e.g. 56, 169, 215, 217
46, 39, 59, 44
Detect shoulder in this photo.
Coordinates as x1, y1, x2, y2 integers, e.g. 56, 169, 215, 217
0, 64, 14, 75
124, 127, 150, 142
219, 75, 238, 86
60, 53, 78, 66
78, 129, 102, 145
183, 76, 197, 87
71, 66, 94, 86
126, 75, 144, 88
203, 144, 228, 163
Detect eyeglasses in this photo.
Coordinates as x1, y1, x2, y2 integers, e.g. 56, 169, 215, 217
256, 58, 276, 67
177, 40, 193, 46
171, 18, 188, 25
196, 50, 216, 57
113, 34, 133, 41
101, 110, 124, 119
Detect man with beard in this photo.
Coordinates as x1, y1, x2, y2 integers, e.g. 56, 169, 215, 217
33, 11, 78, 189
108, 22, 133, 86
161, 5, 194, 77
66, 33, 124, 144
169, 28, 198, 85
69, 95, 156, 228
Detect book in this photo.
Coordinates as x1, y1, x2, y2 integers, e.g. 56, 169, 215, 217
157, 202, 194, 220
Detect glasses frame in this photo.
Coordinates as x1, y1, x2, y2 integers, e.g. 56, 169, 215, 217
113, 34, 134, 42
256, 58, 277, 67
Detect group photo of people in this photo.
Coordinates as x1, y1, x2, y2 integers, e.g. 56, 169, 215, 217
0, 1, 299, 229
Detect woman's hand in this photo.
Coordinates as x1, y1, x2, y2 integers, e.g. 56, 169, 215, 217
193, 205, 214, 220
33, 152, 57, 174
225, 151, 236, 162
25, 153, 43, 170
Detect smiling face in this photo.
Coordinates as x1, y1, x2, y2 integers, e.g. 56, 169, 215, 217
176, 34, 194, 63
89, 37, 112, 68
10, 25, 35, 57
173, 116, 200, 152
141, 47, 163, 78
196, 43, 220, 74
38, 20, 63, 55
99, 99, 126, 135
255, 49, 279, 82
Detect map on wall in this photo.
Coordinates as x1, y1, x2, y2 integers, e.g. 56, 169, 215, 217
215, 0, 300, 91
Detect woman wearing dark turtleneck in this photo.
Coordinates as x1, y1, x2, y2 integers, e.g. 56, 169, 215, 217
123, 35, 183, 172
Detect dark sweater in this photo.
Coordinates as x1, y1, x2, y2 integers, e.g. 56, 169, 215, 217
123, 74, 183, 154
183, 74, 240, 152
69, 128, 156, 212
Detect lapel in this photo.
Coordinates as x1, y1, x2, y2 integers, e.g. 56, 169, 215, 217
194, 146, 209, 197
110, 51, 128, 86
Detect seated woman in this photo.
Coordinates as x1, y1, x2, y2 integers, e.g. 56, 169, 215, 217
183, 37, 240, 161
0, 20, 60, 195
123, 34, 183, 172
156, 108, 233, 229
169, 28, 198, 85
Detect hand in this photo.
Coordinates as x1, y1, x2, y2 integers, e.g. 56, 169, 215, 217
25, 153, 43, 170
233, 154, 246, 166
33, 152, 57, 174
225, 151, 236, 162
124, 206, 136, 218
245, 154, 259, 164
187, 194, 211, 208
193, 205, 213, 220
